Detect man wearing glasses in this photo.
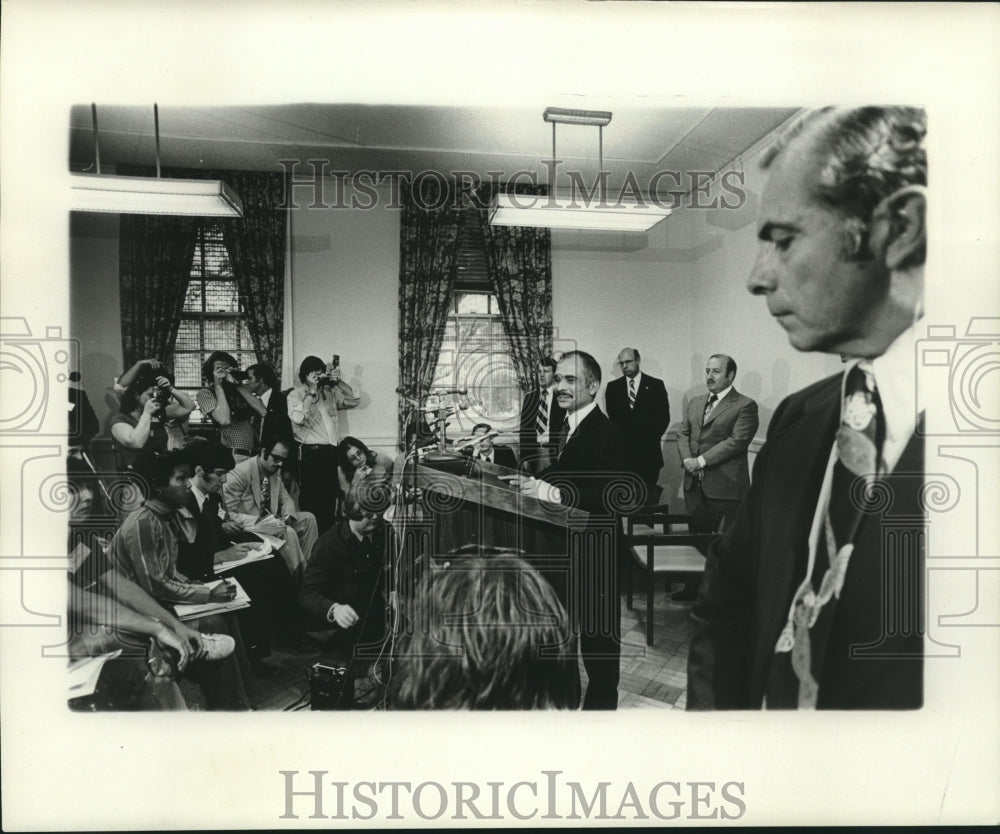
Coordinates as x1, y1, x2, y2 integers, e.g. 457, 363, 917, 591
605, 347, 671, 505
223, 437, 318, 580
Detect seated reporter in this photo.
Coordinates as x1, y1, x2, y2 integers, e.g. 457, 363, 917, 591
459, 423, 517, 468
299, 496, 393, 681
179, 438, 315, 677
391, 548, 580, 710
222, 436, 318, 580
104, 449, 252, 709
336, 436, 395, 508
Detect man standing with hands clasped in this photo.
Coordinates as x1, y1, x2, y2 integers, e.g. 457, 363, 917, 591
687, 106, 927, 710
674, 353, 759, 601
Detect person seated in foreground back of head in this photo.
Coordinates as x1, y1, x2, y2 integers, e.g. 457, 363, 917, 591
391, 547, 581, 710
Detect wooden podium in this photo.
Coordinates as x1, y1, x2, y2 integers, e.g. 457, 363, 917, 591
390, 454, 621, 610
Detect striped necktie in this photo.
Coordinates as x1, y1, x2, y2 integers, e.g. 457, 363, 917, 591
703, 393, 718, 424
628, 378, 636, 410
535, 389, 549, 438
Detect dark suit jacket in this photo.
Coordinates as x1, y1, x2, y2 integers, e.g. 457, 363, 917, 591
605, 373, 670, 473
687, 373, 924, 710
519, 387, 566, 470
299, 520, 388, 638
176, 492, 260, 581
677, 388, 759, 502
539, 406, 628, 517
462, 444, 517, 470
260, 387, 294, 447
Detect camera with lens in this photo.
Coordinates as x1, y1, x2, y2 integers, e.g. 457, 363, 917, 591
153, 384, 172, 407
227, 368, 250, 383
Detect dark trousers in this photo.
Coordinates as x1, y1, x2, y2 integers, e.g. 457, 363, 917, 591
573, 528, 622, 710
681, 487, 740, 596
185, 614, 253, 710
222, 557, 303, 657
299, 444, 341, 534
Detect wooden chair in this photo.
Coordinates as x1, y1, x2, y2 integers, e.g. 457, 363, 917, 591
623, 505, 719, 646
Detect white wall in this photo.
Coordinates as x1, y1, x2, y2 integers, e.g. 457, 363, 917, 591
69, 212, 122, 433
288, 184, 400, 456
70, 138, 844, 483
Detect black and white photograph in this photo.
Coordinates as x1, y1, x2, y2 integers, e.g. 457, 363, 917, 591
1, 1, 998, 828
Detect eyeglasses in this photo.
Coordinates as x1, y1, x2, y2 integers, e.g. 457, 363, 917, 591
268, 453, 287, 463
618, 359, 637, 366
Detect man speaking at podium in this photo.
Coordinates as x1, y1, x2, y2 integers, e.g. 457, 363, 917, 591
516, 349, 628, 710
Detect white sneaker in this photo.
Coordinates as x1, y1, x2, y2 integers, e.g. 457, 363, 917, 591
201, 633, 235, 661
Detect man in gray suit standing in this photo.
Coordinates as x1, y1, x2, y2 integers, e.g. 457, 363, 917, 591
675, 353, 759, 600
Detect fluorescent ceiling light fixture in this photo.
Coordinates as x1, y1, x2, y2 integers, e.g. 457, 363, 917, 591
543, 107, 612, 126
491, 107, 669, 232
490, 191, 671, 232
70, 103, 243, 218
70, 173, 243, 217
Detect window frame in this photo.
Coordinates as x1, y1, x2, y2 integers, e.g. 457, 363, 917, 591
172, 222, 258, 423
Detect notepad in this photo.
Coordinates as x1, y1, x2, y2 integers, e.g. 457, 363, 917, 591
173, 577, 252, 621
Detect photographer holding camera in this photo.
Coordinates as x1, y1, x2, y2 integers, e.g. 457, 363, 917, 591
196, 350, 266, 463
111, 370, 196, 471
287, 354, 358, 534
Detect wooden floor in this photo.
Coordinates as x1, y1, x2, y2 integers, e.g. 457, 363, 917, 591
182, 570, 698, 712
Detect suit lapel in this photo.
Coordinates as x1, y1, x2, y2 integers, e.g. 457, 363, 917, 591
249, 461, 263, 509
750, 378, 841, 695
702, 389, 736, 427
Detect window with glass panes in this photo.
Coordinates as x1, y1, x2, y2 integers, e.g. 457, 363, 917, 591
429, 211, 519, 434
173, 223, 258, 422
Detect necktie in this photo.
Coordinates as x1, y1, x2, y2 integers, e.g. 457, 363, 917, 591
703, 393, 718, 424
628, 378, 636, 410
556, 421, 570, 458
535, 389, 549, 438
770, 360, 885, 709
261, 473, 272, 512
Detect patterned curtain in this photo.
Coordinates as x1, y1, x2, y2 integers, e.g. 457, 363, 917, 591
119, 214, 197, 370
215, 171, 287, 374
397, 178, 462, 446
474, 181, 553, 392
124, 166, 289, 374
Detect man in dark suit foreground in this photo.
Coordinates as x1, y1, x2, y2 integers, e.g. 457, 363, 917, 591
605, 347, 670, 505
688, 106, 927, 710
516, 350, 629, 709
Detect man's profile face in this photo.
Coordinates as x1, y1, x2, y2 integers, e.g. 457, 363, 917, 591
160, 465, 193, 507
705, 357, 734, 394
617, 349, 640, 379
747, 135, 887, 355
537, 363, 554, 389
555, 356, 597, 414
198, 466, 229, 495
247, 369, 264, 396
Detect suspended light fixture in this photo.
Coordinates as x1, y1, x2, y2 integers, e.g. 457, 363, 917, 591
489, 107, 671, 232
69, 104, 243, 217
